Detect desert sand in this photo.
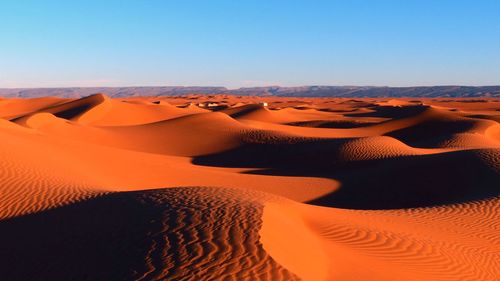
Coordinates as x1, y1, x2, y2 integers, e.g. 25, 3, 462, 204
0, 94, 498, 280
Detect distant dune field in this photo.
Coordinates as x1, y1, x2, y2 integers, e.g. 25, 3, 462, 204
0, 94, 498, 280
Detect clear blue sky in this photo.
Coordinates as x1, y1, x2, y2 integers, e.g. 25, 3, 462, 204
1, 0, 499, 88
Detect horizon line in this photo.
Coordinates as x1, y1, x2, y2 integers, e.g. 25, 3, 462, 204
1, 84, 500, 90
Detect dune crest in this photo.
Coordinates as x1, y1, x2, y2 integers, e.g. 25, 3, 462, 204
260, 201, 329, 281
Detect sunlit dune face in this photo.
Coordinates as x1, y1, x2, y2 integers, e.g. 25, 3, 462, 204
0, 95, 498, 280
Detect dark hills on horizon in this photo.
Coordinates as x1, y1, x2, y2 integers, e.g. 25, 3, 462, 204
1, 85, 499, 98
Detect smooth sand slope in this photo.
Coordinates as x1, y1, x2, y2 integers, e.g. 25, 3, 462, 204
0, 95, 499, 281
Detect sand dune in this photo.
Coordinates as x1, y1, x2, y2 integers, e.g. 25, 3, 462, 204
0, 187, 300, 280
263, 197, 498, 281
0, 96, 68, 119
0, 95, 498, 280
14, 93, 205, 126
33, 93, 113, 124
222, 103, 338, 124
0, 126, 105, 219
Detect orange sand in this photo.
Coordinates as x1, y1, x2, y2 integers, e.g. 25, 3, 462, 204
0, 95, 498, 280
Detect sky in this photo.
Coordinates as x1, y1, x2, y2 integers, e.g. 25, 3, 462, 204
1, 0, 499, 88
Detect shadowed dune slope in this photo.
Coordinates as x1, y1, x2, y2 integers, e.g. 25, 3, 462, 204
13, 111, 249, 156
308, 148, 500, 209
13, 93, 205, 126
0, 96, 68, 119
384, 108, 500, 148
37, 93, 112, 124
1, 115, 336, 219
0, 187, 299, 281
194, 141, 498, 209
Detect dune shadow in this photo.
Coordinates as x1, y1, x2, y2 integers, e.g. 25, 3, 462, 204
344, 105, 429, 118
0, 192, 150, 281
286, 120, 377, 128
258, 151, 499, 209
54, 103, 93, 119
193, 138, 347, 169
0, 187, 298, 281
194, 143, 500, 210
385, 118, 478, 147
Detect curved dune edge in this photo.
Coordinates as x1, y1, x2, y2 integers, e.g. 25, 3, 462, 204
222, 103, 336, 124
86, 99, 205, 126
0, 118, 35, 133
32, 93, 113, 124
0, 118, 338, 219
259, 201, 330, 281
2, 186, 497, 281
14, 112, 68, 129
74, 94, 113, 124
484, 123, 500, 142
307, 198, 499, 281
0, 96, 68, 119
261, 196, 500, 281
0, 187, 301, 281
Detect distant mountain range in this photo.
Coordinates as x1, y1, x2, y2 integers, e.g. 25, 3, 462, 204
1, 86, 499, 98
